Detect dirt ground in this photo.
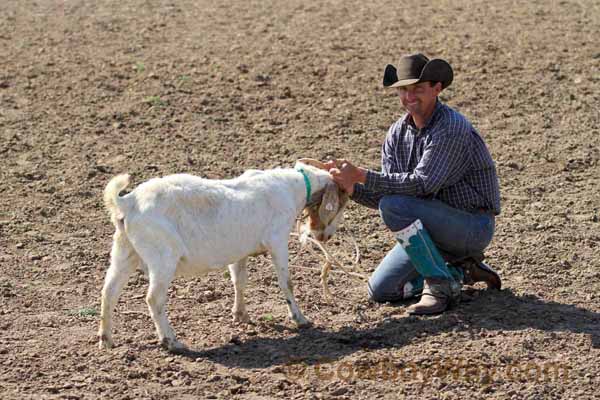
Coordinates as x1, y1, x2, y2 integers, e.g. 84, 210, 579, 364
1, 0, 599, 399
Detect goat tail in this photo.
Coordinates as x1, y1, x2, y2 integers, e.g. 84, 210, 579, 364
104, 174, 131, 221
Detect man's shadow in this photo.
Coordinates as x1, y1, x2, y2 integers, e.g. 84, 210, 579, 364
178, 288, 600, 369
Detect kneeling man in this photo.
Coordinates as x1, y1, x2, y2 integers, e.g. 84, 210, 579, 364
327, 54, 502, 314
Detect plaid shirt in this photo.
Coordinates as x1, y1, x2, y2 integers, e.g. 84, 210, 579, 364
352, 100, 501, 215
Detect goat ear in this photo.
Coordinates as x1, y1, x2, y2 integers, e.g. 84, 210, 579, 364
318, 183, 340, 223
298, 158, 328, 170
338, 187, 350, 208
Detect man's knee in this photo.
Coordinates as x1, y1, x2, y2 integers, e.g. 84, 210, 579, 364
368, 275, 424, 303
368, 280, 394, 303
378, 195, 415, 231
367, 276, 404, 303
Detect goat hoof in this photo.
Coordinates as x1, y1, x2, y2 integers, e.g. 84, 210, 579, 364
161, 337, 187, 353
98, 335, 113, 350
233, 311, 250, 324
294, 318, 311, 328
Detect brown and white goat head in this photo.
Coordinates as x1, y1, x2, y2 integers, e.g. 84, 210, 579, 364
297, 158, 350, 242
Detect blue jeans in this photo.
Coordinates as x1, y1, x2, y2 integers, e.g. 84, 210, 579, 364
368, 195, 495, 302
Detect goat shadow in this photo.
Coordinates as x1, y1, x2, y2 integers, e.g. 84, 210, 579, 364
177, 289, 600, 369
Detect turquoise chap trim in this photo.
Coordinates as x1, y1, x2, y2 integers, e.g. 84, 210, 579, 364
396, 220, 460, 282
297, 168, 311, 204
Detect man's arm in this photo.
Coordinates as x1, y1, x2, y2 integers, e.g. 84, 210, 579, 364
331, 129, 469, 198
349, 185, 383, 209
364, 130, 468, 196
328, 122, 398, 196
381, 123, 398, 175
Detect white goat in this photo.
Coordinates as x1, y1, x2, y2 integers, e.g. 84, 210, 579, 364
98, 159, 348, 352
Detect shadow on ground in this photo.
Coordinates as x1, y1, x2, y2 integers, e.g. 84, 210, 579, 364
178, 289, 600, 368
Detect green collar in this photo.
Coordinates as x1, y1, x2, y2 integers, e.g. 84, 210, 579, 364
297, 168, 311, 204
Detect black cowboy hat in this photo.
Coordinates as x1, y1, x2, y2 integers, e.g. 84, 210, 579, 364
383, 53, 453, 89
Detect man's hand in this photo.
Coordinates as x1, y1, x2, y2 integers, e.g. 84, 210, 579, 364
323, 159, 340, 171
325, 159, 367, 196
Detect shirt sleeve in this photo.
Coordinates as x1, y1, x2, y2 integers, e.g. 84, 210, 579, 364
349, 184, 383, 209
364, 127, 469, 197
381, 122, 398, 174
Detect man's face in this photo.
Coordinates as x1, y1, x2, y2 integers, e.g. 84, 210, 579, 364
396, 81, 441, 117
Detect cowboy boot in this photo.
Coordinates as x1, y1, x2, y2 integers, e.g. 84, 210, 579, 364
395, 219, 461, 315
460, 258, 502, 290
407, 277, 457, 315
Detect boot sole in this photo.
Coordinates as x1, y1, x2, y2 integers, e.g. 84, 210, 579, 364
406, 295, 451, 315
